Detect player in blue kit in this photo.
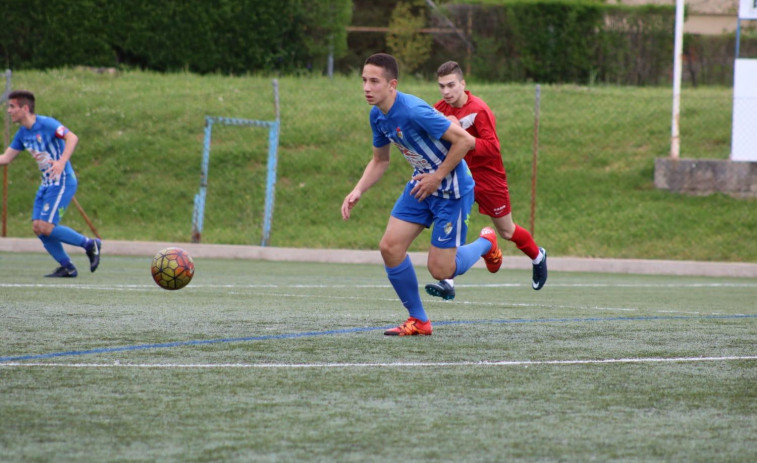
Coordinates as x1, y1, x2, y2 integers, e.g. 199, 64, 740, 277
1, 90, 101, 277
341, 53, 502, 336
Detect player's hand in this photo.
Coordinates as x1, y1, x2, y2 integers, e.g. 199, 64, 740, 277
410, 173, 441, 201
45, 160, 64, 181
447, 115, 461, 126
341, 190, 361, 220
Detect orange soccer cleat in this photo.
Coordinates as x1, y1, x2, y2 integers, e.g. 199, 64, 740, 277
479, 227, 502, 273
384, 317, 433, 336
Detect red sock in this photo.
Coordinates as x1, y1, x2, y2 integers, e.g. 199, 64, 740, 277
509, 225, 540, 260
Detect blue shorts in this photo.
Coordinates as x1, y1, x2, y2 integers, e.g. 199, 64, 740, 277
390, 182, 473, 249
32, 182, 77, 224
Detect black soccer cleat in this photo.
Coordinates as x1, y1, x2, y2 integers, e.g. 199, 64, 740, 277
45, 266, 78, 278
425, 280, 456, 300
532, 248, 548, 290
86, 238, 102, 272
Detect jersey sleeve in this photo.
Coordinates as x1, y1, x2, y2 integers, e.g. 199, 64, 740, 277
370, 108, 391, 148
40, 116, 69, 139
469, 107, 501, 158
54, 124, 69, 139
414, 102, 451, 141
9, 130, 25, 151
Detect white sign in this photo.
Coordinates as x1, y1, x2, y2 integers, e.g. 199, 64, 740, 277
731, 59, 757, 161
740, 0, 757, 19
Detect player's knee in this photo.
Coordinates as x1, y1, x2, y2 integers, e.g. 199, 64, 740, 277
379, 238, 403, 264
427, 260, 455, 281
498, 224, 515, 241
429, 268, 454, 281
33, 221, 52, 236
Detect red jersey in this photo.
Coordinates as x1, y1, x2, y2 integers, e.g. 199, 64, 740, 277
434, 90, 506, 177
435, 90, 511, 217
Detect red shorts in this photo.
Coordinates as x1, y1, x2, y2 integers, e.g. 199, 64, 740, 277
472, 169, 511, 218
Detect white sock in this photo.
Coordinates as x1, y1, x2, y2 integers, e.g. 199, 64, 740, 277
444, 279, 454, 287
532, 250, 544, 265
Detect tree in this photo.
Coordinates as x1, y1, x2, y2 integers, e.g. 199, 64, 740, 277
386, 0, 433, 74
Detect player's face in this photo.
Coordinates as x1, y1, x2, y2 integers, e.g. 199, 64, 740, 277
438, 74, 466, 108
7, 99, 28, 124
362, 64, 396, 110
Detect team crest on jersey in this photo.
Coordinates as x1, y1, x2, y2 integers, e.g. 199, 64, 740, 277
444, 222, 453, 235
395, 127, 403, 139
36, 134, 43, 143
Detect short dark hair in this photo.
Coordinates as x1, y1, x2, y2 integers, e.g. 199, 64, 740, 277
364, 53, 399, 81
9, 90, 35, 113
437, 61, 464, 80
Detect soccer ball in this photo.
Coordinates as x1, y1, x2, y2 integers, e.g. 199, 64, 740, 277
151, 247, 195, 290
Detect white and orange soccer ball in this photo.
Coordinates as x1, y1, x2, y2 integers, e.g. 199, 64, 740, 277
150, 247, 195, 290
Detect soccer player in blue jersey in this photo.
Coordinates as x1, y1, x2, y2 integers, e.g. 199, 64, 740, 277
1, 90, 101, 277
341, 53, 502, 336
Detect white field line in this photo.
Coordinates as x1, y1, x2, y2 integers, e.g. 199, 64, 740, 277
2, 356, 756, 369
1, 283, 754, 317
1, 282, 757, 290
0, 287, 745, 316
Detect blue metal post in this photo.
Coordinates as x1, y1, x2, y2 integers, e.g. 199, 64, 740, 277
261, 120, 279, 246
191, 117, 214, 242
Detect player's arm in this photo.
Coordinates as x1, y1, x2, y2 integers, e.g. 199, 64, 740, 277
341, 144, 391, 220
47, 130, 79, 180
410, 123, 474, 200
0, 147, 21, 166
469, 109, 500, 158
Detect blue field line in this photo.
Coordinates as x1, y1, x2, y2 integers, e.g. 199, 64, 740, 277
1, 314, 755, 363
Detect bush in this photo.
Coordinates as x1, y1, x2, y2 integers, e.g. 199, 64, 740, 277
0, 0, 352, 74
341, 0, 677, 85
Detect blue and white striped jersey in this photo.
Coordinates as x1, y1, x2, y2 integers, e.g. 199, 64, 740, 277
10, 115, 76, 186
370, 91, 473, 199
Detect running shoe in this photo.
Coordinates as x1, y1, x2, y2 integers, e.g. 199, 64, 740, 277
384, 317, 433, 336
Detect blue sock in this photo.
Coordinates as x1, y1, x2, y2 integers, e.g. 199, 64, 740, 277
385, 255, 427, 322
38, 234, 73, 267
453, 237, 492, 278
49, 225, 89, 248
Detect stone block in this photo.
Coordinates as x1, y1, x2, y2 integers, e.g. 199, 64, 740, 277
654, 158, 757, 197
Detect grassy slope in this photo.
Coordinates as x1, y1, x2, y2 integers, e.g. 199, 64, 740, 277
2, 69, 753, 261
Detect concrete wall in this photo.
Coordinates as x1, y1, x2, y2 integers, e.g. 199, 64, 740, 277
655, 158, 757, 197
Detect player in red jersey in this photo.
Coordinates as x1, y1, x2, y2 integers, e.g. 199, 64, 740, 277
424, 61, 547, 300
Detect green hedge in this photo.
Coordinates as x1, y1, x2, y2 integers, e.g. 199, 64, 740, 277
341, 0, 677, 85
454, 2, 676, 84
0, 0, 352, 74
0, 0, 114, 69
3, 0, 750, 85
